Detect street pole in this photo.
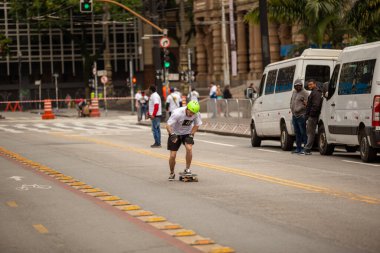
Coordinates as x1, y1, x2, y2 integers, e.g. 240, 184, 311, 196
18, 51, 22, 102
129, 60, 135, 114
188, 48, 192, 88
93, 62, 98, 98
221, 2, 230, 86
53, 73, 59, 110
259, 0, 271, 67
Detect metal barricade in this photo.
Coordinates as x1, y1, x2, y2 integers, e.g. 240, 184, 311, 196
206, 99, 253, 125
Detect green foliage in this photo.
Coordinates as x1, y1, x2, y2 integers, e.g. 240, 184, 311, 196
0, 34, 12, 58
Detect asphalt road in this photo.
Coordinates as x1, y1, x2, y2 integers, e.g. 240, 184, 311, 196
1, 112, 379, 253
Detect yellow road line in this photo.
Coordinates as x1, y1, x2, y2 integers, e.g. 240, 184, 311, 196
33, 224, 49, 234
52, 133, 380, 205
6, 201, 18, 208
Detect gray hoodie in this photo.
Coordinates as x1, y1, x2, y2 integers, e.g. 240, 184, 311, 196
290, 88, 309, 117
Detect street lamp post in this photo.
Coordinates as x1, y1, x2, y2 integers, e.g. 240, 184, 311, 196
53, 73, 59, 110
18, 51, 22, 102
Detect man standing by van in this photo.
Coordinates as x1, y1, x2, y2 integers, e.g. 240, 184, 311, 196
303, 79, 323, 155
290, 79, 309, 153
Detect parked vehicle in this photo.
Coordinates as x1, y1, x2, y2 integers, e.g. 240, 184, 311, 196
318, 41, 380, 162
250, 49, 341, 150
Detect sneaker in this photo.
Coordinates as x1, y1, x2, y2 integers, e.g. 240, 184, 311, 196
168, 173, 175, 181
150, 144, 162, 148
184, 168, 192, 175
300, 150, 312, 155
291, 149, 301, 154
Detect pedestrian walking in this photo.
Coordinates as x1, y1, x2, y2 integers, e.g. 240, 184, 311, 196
147, 85, 162, 148
303, 79, 323, 155
139, 91, 148, 120
222, 85, 232, 117
166, 101, 202, 181
166, 87, 181, 117
290, 79, 309, 154
135, 90, 142, 121
187, 87, 200, 102
209, 82, 217, 118
223, 85, 232, 99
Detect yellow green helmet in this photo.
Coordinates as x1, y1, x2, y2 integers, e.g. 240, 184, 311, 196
187, 100, 200, 114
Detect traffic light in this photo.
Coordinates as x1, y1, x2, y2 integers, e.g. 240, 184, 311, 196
132, 76, 137, 86
163, 49, 170, 69
80, 0, 93, 13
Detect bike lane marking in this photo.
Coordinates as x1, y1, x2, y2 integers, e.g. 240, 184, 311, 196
0, 146, 234, 253
50, 133, 380, 206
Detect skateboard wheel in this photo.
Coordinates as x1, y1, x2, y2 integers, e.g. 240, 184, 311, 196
179, 176, 183, 181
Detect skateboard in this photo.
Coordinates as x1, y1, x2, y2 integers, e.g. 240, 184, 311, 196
179, 172, 198, 182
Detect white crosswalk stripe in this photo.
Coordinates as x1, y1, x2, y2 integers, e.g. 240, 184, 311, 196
0, 120, 148, 134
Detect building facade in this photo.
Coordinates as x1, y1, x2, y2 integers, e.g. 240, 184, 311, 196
193, 0, 306, 88
0, 1, 143, 101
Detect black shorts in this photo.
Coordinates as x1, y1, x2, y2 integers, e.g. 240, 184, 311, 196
167, 134, 193, 151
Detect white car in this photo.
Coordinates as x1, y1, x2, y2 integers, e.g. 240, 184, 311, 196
251, 49, 341, 150
318, 41, 380, 162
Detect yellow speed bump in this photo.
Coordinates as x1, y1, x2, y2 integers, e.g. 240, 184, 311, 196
92, 192, 111, 197
173, 230, 196, 237
60, 179, 77, 183
132, 211, 154, 217
98, 196, 121, 201
121, 205, 141, 211
68, 182, 86, 186
210, 247, 235, 253
56, 176, 73, 180
144, 216, 167, 223
110, 200, 130, 206
191, 239, 215, 245
82, 188, 102, 193
76, 185, 93, 189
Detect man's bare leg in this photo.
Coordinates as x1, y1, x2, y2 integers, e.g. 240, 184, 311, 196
169, 151, 177, 174
185, 144, 193, 169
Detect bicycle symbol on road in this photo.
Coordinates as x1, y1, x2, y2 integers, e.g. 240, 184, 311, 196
16, 184, 52, 191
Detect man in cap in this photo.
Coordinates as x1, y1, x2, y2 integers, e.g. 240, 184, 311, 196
290, 79, 309, 154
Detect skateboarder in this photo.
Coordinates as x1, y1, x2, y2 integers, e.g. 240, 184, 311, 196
166, 100, 202, 181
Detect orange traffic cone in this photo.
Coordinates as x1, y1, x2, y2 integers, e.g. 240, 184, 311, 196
41, 100, 55, 120
90, 98, 101, 117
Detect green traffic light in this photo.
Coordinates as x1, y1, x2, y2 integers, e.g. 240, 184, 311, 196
164, 61, 170, 68
84, 3, 90, 9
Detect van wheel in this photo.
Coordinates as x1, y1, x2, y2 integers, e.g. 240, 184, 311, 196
345, 146, 358, 153
280, 124, 294, 151
359, 131, 377, 162
251, 122, 261, 147
318, 125, 334, 155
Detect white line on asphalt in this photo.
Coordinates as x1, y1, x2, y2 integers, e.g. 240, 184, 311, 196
257, 148, 281, 153
196, 139, 236, 147
342, 160, 380, 167
14, 124, 46, 132
0, 125, 23, 133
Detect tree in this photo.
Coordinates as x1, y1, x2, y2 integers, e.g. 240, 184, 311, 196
346, 0, 380, 42
0, 34, 12, 58
244, 0, 351, 48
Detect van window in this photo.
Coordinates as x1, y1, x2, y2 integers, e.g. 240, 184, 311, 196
338, 59, 376, 95
305, 65, 331, 90
275, 65, 295, 93
258, 74, 266, 96
326, 64, 340, 100
265, 70, 277, 95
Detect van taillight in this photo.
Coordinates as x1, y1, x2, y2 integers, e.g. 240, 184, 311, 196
373, 96, 380, 126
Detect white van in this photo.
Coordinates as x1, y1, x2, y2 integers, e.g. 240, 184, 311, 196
251, 49, 341, 150
318, 41, 380, 162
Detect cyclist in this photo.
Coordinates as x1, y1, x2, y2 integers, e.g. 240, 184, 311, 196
166, 101, 202, 181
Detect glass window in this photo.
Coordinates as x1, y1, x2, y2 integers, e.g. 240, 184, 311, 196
338, 59, 376, 95
326, 64, 340, 100
265, 70, 277, 95
305, 65, 331, 90
258, 74, 266, 96
275, 65, 295, 93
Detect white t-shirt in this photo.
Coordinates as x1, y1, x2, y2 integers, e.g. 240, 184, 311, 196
209, 85, 217, 97
148, 92, 162, 116
139, 95, 148, 104
166, 93, 181, 112
135, 92, 142, 100
188, 91, 199, 101
167, 107, 202, 135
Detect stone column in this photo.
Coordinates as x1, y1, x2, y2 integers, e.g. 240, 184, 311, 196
269, 22, 280, 63
249, 24, 263, 80
212, 18, 223, 82
237, 13, 248, 80
195, 26, 208, 84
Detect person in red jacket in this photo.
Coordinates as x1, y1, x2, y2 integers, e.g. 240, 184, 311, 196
147, 85, 162, 148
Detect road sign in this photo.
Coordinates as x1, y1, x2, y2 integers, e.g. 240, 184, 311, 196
101, 75, 108, 84
97, 70, 107, 77
35, 80, 41, 86
159, 37, 171, 48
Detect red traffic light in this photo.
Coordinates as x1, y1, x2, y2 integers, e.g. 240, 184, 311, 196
132, 77, 137, 84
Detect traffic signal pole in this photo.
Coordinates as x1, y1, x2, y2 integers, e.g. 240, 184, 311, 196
95, 0, 166, 35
